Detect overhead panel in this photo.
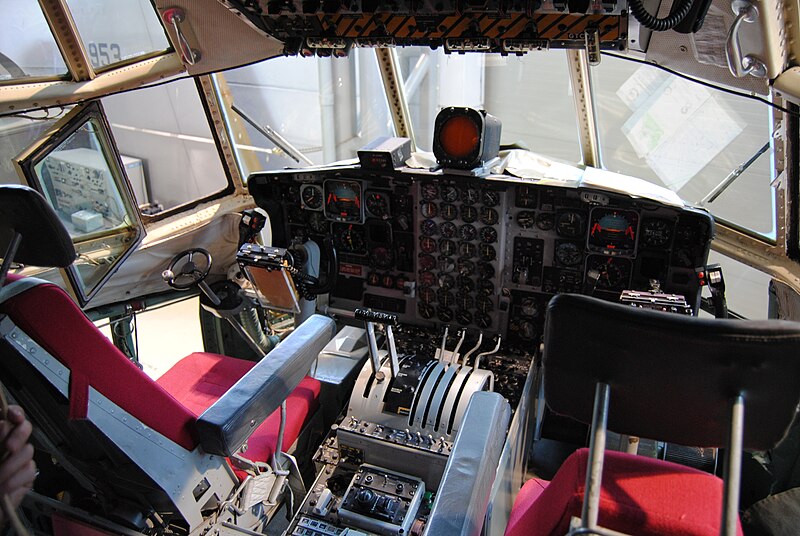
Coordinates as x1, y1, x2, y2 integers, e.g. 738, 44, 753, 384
219, 0, 628, 56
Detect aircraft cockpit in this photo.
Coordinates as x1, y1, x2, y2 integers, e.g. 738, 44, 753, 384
2, 1, 800, 535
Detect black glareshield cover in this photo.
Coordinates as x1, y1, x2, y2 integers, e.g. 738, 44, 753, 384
433, 107, 502, 169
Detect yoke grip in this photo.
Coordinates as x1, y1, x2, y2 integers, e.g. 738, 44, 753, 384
354, 308, 398, 325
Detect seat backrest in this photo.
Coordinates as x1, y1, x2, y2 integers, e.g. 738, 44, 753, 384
544, 293, 800, 451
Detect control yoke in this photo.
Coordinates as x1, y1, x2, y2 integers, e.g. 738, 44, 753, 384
354, 308, 399, 382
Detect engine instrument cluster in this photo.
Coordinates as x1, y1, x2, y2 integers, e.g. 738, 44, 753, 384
249, 165, 713, 348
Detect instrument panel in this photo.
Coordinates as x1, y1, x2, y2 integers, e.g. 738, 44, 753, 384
249, 166, 713, 348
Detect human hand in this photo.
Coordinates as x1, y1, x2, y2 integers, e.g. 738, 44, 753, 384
0, 405, 35, 520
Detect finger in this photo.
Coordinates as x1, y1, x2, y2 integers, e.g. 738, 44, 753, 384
6, 486, 30, 511
3, 420, 32, 455
5, 407, 24, 426
0, 445, 34, 489
1, 460, 36, 497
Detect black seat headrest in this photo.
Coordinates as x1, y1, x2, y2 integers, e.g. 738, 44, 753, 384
0, 185, 76, 268
544, 293, 800, 451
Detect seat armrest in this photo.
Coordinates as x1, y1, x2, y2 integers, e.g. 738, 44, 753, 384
196, 314, 336, 456
423, 391, 511, 536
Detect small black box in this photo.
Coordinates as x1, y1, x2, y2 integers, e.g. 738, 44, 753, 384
358, 137, 412, 170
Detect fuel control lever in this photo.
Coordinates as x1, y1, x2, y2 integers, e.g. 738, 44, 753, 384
355, 308, 400, 381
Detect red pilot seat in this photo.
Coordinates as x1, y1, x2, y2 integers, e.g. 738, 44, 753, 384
1, 273, 321, 474
505, 448, 743, 536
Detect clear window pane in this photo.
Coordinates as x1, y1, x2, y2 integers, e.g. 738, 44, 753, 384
65, 0, 171, 70
216, 49, 395, 176
594, 55, 774, 239
103, 78, 230, 214
0, 1, 68, 81
397, 49, 581, 163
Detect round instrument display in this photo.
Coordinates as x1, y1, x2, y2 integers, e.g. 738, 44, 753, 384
437, 307, 454, 322
461, 205, 478, 223
641, 218, 673, 248
555, 241, 582, 267
420, 237, 437, 254
479, 244, 497, 261
437, 289, 455, 307
440, 185, 459, 202
477, 279, 494, 295
440, 222, 457, 239
476, 296, 494, 313
333, 224, 366, 254
440, 203, 457, 221
456, 309, 473, 326
477, 262, 495, 279
482, 189, 500, 207
438, 257, 456, 274
308, 211, 328, 234
457, 259, 475, 276
480, 207, 499, 225
556, 211, 585, 238
439, 239, 456, 256
370, 246, 394, 269
517, 211, 536, 229
418, 303, 435, 319
419, 287, 436, 304
459, 242, 477, 258
457, 275, 475, 292
420, 202, 438, 219
421, 183, 438, 201
474, 312, 492, 329
419, 254, 436, 271
438, 273, 455, 289
419, 270, 436, 287
585, 255, 632, 291
461, 187, 479, 205
459, 224, 478, 241
365, 190, 390, 219
480, 227, 498, 244
421, 219, 439, 237
536, 212, 555, 231
301, 184, 323, 210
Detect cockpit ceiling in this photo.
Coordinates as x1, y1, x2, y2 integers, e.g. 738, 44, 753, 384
221, 0, 629, 55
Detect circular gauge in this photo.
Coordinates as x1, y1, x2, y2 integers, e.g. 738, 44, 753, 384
536, 212, 555, 231
477, 262, 495, 279
520, 297, 539, 317
641, 218, 673, 248
371, 246, 394, 269
476, 296, 494, 313
517, 211, 536, 229
516, 320, 537, 341
457, 259, 475, 276
480, 227, 498, 244
301, 184, 323, 210
365, 191, 390, 219
456, 309, 473, 326
477, 279, 494, 295
439, 239, 456, 256
461, 186, 480, 205
479, 244, 497, 261
367, 272, 380, 286
457, 275, 475, 292
420, 202, 438, 219
440, 185, 459, 202
419, 287, 436, 304
334, 224, 366, 253
437, 307, 454, 323
309, 211, 328, 234
419, 254, 436, 270
588, 208, 639, 254
438, 257, 456, 274
438, 273, 455, 289
586, 256, 632, 291
460, 205, 478, 224
480, 207, 500, 225
555, 242, 582, 267
420, 237, 437, 254
421, 183, 438, 201
437, 289, 455, 307
418, 303, 435, 319
381, 274, 395, 288
482, 189, 500, 207
421, 219, 439, 237
419, 270, 436, 287
459, 242, 477, 258
440, 203, 457, 221
459, 224, 478, 241
474, 312, 492, 329
556, 211, 585, 238
285, 185, 300, 203
457, 292, 474, 310
440, 222, 457, 239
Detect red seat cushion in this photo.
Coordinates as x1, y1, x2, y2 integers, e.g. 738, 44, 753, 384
505, 448, 743, 536
157, 352, 321, 463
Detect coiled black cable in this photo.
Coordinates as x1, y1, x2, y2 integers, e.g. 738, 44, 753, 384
629, 0, 695, 31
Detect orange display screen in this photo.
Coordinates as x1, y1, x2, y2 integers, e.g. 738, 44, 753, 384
439, 115, 479, 158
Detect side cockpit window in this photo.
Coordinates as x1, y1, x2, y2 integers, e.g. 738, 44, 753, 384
13, 101, 144, 307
